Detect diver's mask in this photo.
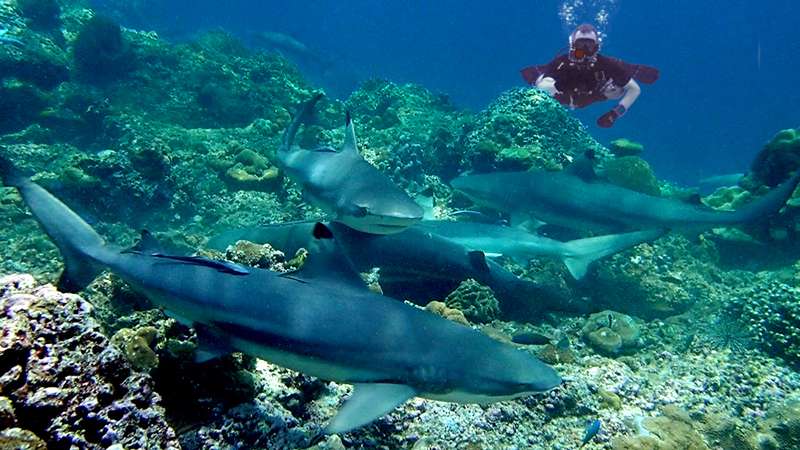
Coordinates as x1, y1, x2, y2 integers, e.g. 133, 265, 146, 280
571, 38, 599, 60
569, 24, 600, 62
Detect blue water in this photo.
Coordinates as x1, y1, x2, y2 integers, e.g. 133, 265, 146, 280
94, 0, 800, 184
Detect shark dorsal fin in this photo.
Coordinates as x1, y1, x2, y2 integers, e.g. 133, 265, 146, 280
295, 222, 366, 287
565, 150, 599, 182
342, 111, 359, 154
129, 230, 166, 254
468, 250, 491, 273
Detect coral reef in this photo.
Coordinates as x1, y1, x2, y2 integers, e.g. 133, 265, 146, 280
72, 15, 132, 84
609, 138, 644, 157
727, 278, 800, 366
602, 156, 661, 196
581, 310, 642, 356
463, 88, 604, 171
443, 278, 500, 324
750, 128, 800, 187
612, 407, 710, 449
584, 234, 719, 319
16, 0, 61, 30
110, 326, 159, 371
424, 301, 470, 326
0, 274, 180, 449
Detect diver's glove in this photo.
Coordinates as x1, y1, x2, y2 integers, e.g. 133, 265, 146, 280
597, 104, 626, 128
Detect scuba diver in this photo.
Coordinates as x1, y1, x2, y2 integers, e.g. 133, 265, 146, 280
521, 24, 659, 128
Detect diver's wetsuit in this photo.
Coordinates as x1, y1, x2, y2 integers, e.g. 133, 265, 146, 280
521, 54, 658, 109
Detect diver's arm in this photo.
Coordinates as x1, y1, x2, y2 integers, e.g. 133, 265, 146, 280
535, 75, 561, 96
597, 79, 641, 128
618, 79, 641, 110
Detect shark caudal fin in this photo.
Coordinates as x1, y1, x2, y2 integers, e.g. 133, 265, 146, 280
280, 92, 324, 152
730, 171, 800, 224
561, 229, 665, 280
325, 383, 416, 434
0, 155, 105, 292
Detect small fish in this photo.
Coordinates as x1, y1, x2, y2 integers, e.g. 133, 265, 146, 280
512, 331, 552, 346
607, 313, 614, 328
579, 419, 601, 448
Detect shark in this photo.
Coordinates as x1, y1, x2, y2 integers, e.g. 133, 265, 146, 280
277, 94, 423, 234
414, 221, 664, 280
451, 166, 800, 234
210, 220, 662, 281
0, 157, 561, 433
208, 220, 633, 318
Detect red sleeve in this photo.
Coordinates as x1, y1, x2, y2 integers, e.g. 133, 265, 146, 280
598, 56, 635, 87
520, 56, 561, 85
599, 56, 660, 86
521, 64, 547, 85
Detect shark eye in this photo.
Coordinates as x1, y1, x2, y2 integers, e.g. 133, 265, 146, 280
352, 206, 368, 218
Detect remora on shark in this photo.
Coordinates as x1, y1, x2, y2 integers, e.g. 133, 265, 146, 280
0, 156, 561, 434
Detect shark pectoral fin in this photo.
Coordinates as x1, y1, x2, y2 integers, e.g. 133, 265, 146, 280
152, 254, 251, 275
468, 250, 490, 273
56, 256, 102, 293
326, 383, 416, 434
193, 324, 235, 363
563, 257, 591, 280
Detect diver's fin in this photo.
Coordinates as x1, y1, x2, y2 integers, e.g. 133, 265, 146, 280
194, 324, 235, 363
561, 229, 665, 280
295, 222, 366, 287
342, 111, 359, 154
325, 383, 416, 434
468, 250, 491, 273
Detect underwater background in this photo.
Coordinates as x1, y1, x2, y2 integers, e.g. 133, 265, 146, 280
90, 0, 800, 183
1, 0, 800, 449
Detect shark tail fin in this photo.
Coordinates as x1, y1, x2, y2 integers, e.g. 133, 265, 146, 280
561, 229, 665, 280
281, 92, 324, 152
731, 171, 800, 223
1, 155, 105, 293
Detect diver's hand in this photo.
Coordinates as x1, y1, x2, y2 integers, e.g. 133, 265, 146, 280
597, 104, 626, 128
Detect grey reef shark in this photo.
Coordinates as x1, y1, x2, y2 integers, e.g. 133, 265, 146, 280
209, 220, 662, 318
451, 161, 800, 234
0, 156, 561, 434
277, 93, 423, 234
